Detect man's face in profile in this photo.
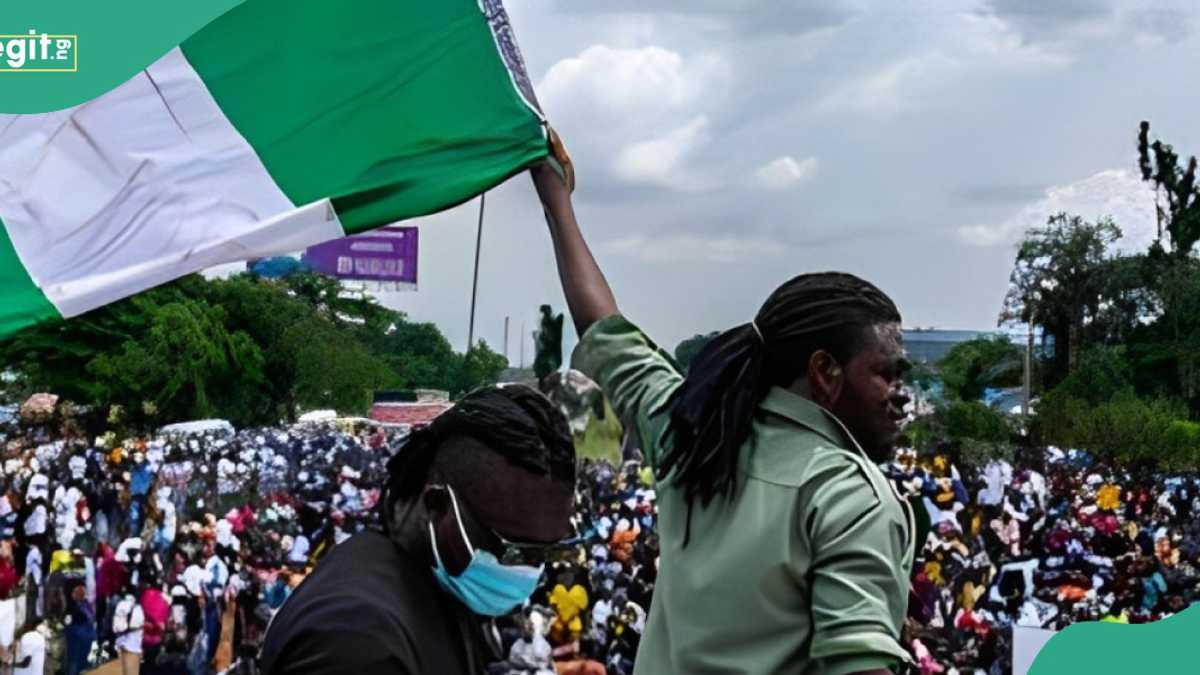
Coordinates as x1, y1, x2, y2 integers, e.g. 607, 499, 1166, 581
831, 323, 912, 462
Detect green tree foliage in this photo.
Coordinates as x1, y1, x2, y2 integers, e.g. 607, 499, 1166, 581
87, 299, 266, 428
278, 315, 395, 416
945, 401, 1011, 444
1047, 345, 1134, 407
905, 401, 1013, 465
673, 332, 719, 375
1000, 213, 1123, 380
938, 335, 1023, 401
1138, 121, 1200, 259
1035, 389, 1190, 469
453, 341, 510, 397
355, 319, 458, 392
0, 271, 510, 429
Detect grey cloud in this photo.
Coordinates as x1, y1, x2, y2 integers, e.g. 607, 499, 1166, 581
1129, 7, 1194, 43
372, 0, 1200, 354
553, 0, 857, 36
980, 0, 1114, 43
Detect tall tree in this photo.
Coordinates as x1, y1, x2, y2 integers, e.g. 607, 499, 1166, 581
1137, 122, 1200, 406
1000, 213, 1122, 380
87, 299, 266, 428
1138, 121, 1200, 259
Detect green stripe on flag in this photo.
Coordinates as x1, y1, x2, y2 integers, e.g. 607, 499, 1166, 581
0, 217, 60, 337
181, 0, 547, 234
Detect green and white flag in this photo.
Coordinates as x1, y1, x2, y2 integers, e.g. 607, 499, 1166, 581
0, 0, 548, 337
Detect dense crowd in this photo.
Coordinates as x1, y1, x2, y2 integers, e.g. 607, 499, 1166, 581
885, 446, 1200, 674
0, 395, 394, 675
3, 392, 1200, 675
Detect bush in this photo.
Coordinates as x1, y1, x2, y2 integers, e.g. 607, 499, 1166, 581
904, 400, 1014, 466
945, 400, 1012, 444
1036, 387, 1194, 469
939, 335, 1024, 401
1051, 345, 1135, 406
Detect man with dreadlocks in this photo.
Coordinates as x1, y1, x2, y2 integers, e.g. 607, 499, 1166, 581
259, 385, 578, 674
531, 137, 916, 675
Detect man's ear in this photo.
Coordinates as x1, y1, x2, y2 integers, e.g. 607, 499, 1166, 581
807, 350, 844, 409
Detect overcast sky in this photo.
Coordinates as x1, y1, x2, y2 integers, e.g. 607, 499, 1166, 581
361, 0, 1200, 362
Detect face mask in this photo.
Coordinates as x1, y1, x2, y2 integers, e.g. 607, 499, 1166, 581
429, 487, 543, 616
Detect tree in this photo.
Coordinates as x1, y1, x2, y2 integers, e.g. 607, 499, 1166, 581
944, 401, 1011, 444
452, 341, 510, 397
280, 315, 397, 416
1000, 213, 1123, 380
1036, 389, 1189, 469
1049, 345, 1135, 408
358, 319, 460, 392
674, 332, 719, 375
1136, 123, 1200, 409
938, 335, 1023, 401
1138, 121, 1200, 260
87, 299, 266, 428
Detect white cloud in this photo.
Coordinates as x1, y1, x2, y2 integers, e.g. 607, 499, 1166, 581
536, 45, 729, 191
956, 169, 1158, 250
612, 116, 711, 191
598, 233, 788, 263
753, 155, 819, 190
538, 44, 726, 125
816, 53, 961, 115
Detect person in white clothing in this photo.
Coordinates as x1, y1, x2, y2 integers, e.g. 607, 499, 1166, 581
112, 586, 144, 675
12, 626, 47, 675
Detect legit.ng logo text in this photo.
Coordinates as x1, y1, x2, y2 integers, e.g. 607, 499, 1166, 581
0, 30, 77, 72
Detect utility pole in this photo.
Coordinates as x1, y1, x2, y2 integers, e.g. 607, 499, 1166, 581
504, 316, 510, 362
467, 193, 485, 353
1023, 314, 1033, 417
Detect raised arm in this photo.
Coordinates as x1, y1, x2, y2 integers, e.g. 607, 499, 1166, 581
530, 131, 618, 337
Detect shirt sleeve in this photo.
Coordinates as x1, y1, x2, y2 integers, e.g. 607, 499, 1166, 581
801, 449, 913, 675
571, 315, 683, 471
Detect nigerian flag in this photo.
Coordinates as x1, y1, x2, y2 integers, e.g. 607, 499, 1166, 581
0, 0, 547, 338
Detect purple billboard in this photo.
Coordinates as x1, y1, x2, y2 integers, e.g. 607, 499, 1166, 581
301, 226, 418, 287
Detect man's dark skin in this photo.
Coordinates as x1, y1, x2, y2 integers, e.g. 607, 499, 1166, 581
394, 435, 575, 575
262, 413, 578, 675
530, 147, 909, 675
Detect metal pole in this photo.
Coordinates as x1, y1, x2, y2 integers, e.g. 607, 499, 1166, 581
504, 316, 510, 362
467, 193, 485, 353
1023, 314, 1033, 417
520, 321, 526, 368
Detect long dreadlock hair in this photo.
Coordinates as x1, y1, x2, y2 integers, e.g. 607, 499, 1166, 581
658, 272, 901, 546
382, 385, 575, 520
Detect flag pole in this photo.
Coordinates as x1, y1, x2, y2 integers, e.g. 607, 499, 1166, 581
467, 193, 486, 353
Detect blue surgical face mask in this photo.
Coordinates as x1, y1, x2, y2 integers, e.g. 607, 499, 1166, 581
429, 487, 544, 616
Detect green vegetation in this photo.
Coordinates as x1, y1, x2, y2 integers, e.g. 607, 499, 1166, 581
0, 271, 509, 429
902, 122, 1200, 472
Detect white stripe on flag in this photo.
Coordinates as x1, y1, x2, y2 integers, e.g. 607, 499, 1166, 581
0, 47, 345, 318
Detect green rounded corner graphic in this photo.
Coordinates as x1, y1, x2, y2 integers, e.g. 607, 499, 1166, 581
0, 0, 244, 113
1029, 604, 1200, 673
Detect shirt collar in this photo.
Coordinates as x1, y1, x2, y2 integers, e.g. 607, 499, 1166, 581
757, 386, 853, 449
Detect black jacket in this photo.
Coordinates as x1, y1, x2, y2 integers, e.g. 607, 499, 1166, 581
260, 531, 492, 675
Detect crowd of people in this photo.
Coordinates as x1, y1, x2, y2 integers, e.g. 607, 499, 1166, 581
885, 445, 1200, 674
0, 395, 394, 675
2, 391, 1200, 675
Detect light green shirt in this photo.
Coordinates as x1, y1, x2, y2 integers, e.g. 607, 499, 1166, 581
573, 315, 915, 675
